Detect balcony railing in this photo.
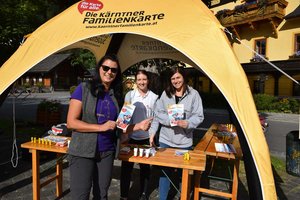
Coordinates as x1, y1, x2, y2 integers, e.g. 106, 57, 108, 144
216, 0, 288, 28
250, 55, 269, 63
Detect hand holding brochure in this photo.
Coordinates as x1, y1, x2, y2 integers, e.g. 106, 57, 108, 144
116, 103, 136, 130
167, 104, 184, 126
215, 143, 236, 154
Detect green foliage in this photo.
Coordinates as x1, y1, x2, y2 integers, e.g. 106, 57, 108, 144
254, 94, 299, 113
70, 85, 77, 95
38, 99, 61, 113
289, 98, 299, 113
253, 94, 276, 110
23, 82, 31, 88
271, 156, 285, 172
0, 0, 77, 65
201, 92, 299, 114
36, 82, 43, 88
70, 49, 96, 70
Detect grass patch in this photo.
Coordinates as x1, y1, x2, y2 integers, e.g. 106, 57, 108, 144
271, 156, 285, 172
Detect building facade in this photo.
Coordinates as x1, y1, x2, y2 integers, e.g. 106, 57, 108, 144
202, 0, 300, 97
18, 53, 87, 92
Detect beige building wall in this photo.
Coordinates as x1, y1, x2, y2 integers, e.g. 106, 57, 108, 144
212, 0, 300, 97
279, 76, 293, 96
213, 0, 300, 63
265, 75, 275, 95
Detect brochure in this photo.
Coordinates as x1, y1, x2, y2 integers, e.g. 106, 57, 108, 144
167, 104, 184, 126
215, 143, 236, 154
175, 149, 189, 156
43, 135, 68, 145
116, 103, 136, 130
119, 146, 131, 155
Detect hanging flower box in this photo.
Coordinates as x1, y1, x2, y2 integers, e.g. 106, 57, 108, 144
216, 0, 288, 27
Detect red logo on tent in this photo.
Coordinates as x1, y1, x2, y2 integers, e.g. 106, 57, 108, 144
78, 0, 103, 14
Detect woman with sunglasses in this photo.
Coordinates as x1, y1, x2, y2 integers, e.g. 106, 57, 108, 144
120, 70, 158, 200
67, 55, 151, 200
149, 66, 204, 200
67, 54, 122, 200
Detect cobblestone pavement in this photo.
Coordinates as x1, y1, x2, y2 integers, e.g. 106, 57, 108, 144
1, 92, 300, 199
0, 155, 248, 200
1, 141, 300, 200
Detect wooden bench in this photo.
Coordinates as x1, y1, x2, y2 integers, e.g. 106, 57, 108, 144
193, 124, 243, 200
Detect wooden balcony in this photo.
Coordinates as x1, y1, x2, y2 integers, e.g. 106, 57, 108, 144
216, 0, 288, 38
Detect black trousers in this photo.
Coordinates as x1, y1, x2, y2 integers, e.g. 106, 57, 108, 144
120, 138, 150, 198
69, 151, 115, 200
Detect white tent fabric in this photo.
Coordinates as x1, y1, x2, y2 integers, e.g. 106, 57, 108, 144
0, 0, 275, 199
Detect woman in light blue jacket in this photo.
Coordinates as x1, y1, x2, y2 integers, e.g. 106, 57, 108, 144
149, 66, 204, 200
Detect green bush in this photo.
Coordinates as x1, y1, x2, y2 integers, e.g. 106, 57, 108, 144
70, 85, 77, 95
199, 92, 299, 114
277, 98, 292, 113
253, 94, 276, 110
254, 94, 299, 113
23, 82, 31, 88
288, 98, 299, 113
36, 82, 43, 88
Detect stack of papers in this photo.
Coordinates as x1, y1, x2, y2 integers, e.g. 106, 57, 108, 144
43, 135, 68, 144
215, 143, 236, 153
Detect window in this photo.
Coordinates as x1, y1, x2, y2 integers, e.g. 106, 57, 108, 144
254, 38, 266, 57
253, 80, 265, 94
294, 34, 300, 55
251, 38, 267, 62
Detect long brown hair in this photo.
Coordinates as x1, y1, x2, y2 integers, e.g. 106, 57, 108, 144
165, 66, 188, 98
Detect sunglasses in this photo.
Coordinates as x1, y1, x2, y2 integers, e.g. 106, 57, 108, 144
101, 65, 118, 74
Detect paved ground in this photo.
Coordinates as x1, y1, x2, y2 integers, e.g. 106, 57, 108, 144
0, 92, 300, 199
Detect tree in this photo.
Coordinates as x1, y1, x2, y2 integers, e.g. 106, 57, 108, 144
0, 0, 76, 65
69, 49, 97, 69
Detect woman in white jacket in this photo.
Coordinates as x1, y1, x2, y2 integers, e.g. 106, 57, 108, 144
120, 70, 158, 200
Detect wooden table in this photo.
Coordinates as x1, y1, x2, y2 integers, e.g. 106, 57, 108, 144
193, 124, 242, 200
22, 140, 206, 200
118, 147, 206, 200
21, 140, 68, 200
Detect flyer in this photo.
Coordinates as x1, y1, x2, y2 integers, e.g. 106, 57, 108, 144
116, 103, 136, 130
215, 143, 236, 154
167, 104, 184, 126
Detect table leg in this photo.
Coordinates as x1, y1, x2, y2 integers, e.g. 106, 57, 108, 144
32, 149, 40, 200
194, 171, 201, 200
231, 160, 240, 200
180, 169, 189, 200
56, 153, 63, 197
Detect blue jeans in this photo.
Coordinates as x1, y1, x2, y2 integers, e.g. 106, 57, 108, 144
158, 142, 192, 200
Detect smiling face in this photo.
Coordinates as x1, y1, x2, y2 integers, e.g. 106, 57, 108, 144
171, 72, 184, 92
99, 59, 118, 89
136, 73, 149, 93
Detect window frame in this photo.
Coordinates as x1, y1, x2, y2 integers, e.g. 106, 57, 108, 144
254, 38, 267, 57
294, 33, 300, 54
